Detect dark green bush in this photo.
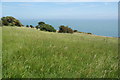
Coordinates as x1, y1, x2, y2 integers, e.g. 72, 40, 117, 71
37, 21, 56, 32
87, 33, 92, 35
30, 25, 34, 28
0, 20, 2, 27
40, 24, 56, 32
35, 26, 39, 29
1, 16, 23, 27
59, 25, 73, 33
74, 30, 78, 32
26, 25, 29, 27
38, 22, 45, 25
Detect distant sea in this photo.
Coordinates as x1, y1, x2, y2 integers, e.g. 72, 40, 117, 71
20, 19, 118, 37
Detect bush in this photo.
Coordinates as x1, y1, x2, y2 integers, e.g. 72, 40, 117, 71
35, 26, 39, 29
30, 25, 34, 28
78, 32, 84, 33
26, 25, 29, 27
0, 20, 2, 27
59, 25, 73, 33
38, 22, 45, 25
40, 24, 56, 32
37, 21, 56, 32
87, 33, 92, 35
1, 16, 23, 27
74, 30, 78, 32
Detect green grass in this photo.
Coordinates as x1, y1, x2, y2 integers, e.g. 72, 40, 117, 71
0, 27, 2, 79
3, 26, 118, 78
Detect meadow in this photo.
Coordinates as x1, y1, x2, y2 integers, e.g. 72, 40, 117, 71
2, 26, 118, 78
0, 27, 2, 79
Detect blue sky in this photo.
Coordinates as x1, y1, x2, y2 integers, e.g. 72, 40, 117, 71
1, 0, 119, 2
2, 2, 118, 20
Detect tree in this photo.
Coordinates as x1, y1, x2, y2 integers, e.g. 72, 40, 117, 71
30, 25, 34, 28
1, 16, 23, 27
59, 25, 73, 33
40, 24, 56, 32
1, 17, 9, 26
37, 21, 56, 32
35, 26, 39, 29
74, 30, 78, 32
0, 20, 2, 27
26, 25, 29, 27
38, 22, 45, 25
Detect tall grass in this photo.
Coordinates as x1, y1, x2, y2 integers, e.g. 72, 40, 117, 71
2, 26, 118, 78
0, 27, 2, 79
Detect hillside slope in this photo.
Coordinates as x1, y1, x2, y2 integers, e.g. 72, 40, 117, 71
2, 26, 118, 78
0, 27, 2, 79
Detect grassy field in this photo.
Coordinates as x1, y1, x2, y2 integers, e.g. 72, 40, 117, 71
2, 26, 118, 78
0, 27, 2, 79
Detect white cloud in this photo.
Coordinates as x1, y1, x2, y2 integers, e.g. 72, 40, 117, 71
1, 0, 119, 2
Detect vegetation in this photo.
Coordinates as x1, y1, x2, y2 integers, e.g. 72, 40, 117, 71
1, 16, 23, 27
40, 24, 56, 32
0, 22, 1, 26
30, 25, 34, 28
26, 25, 29, 28
35, 26, 39, 29
1, 16, 91, 34
3, 26, 118, 78
38, 22, 45, 25
1, 16, 92, 35
59, 25, 73, 33
37, 22, 56, 32
87, 33, 92, 35
74, 30, 78, 32
0, 27, 2, 79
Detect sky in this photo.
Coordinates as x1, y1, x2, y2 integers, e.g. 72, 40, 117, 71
2, 2, 118, 20
1, 0, 119, 2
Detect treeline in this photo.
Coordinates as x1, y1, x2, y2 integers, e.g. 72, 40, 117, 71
1, 16, 92, 34
25, 22, 74, 33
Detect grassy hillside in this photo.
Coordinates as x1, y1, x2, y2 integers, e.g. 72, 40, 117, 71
3, 26, 118, 78
0, 27, 2, 79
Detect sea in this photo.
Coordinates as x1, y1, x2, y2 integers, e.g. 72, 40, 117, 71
20, 19, 118, 37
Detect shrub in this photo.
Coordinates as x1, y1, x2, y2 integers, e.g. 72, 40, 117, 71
78, 32, 84, 33
26, 25, 29, 27
74, 30, 78, 32
30, 25, 34, 28
40, 24, 56, 32
59, 25, 73, 33
38, 22, 45, 25
0, 20, 2, 27
37, 21, 56, 32
35, 26, 39, 29
1, 16, 23, 27
87, 33, 92, 35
